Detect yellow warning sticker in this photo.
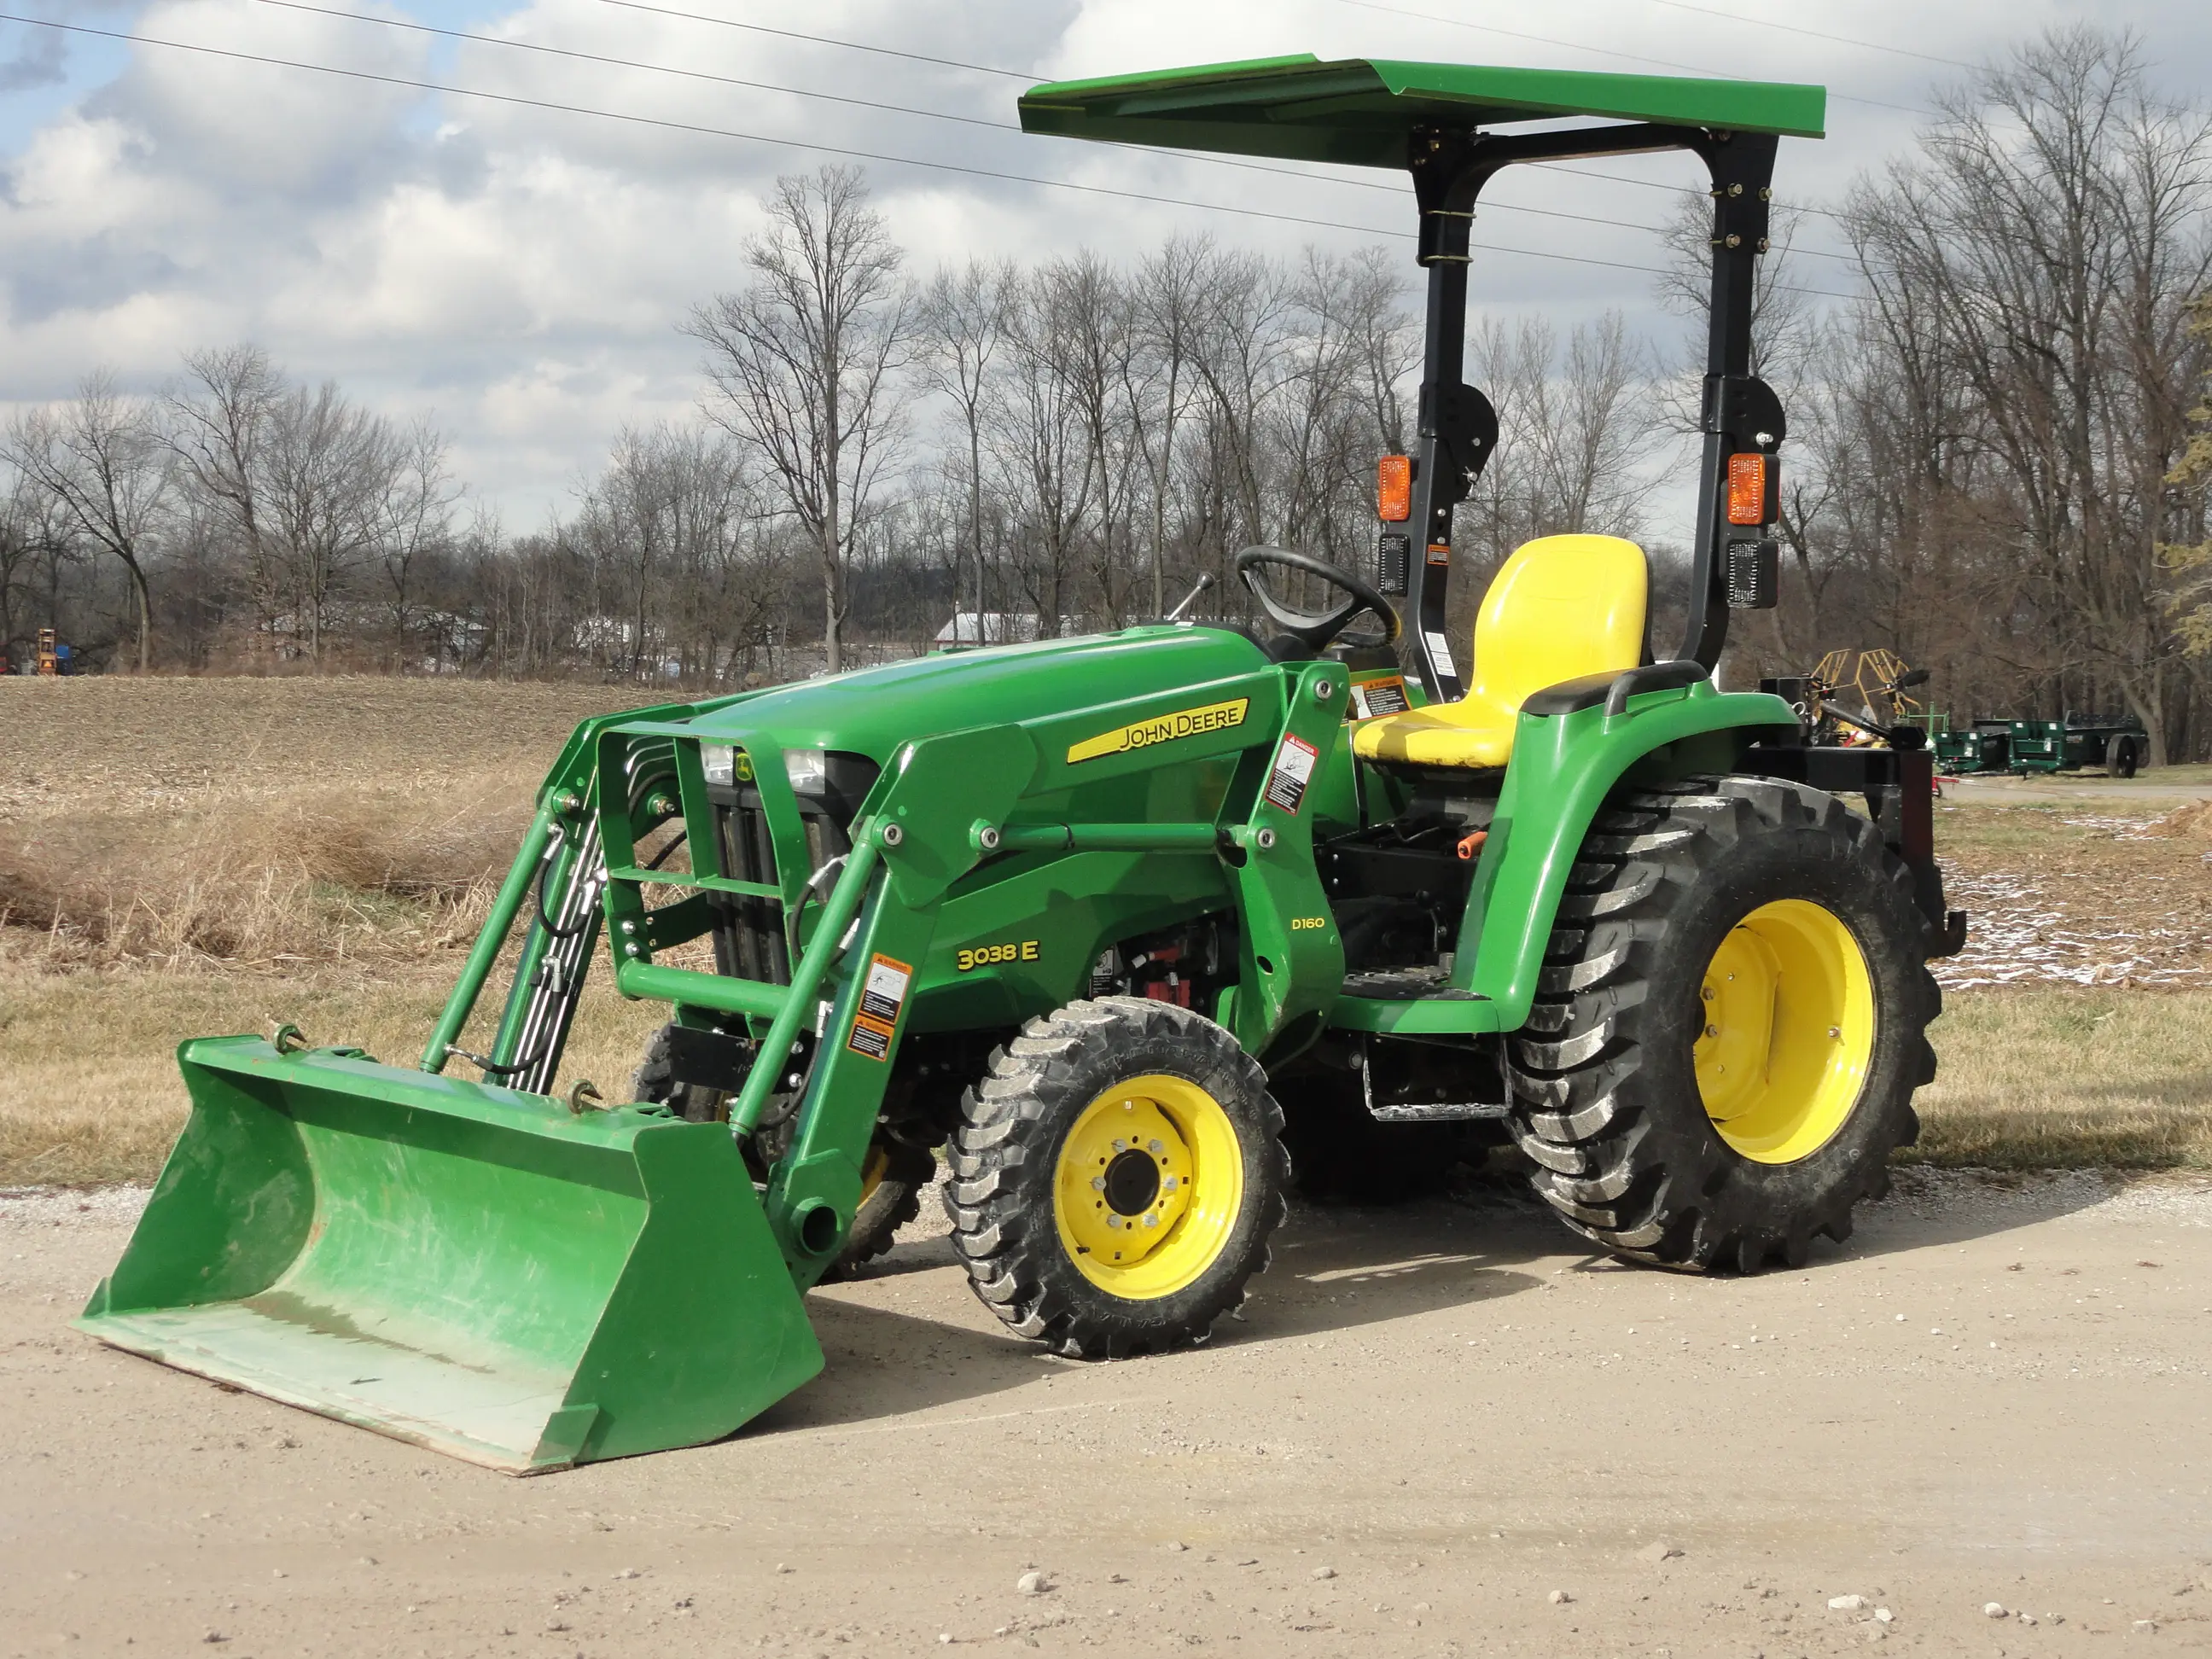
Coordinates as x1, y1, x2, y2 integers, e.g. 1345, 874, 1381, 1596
1066, 696, 1249, 765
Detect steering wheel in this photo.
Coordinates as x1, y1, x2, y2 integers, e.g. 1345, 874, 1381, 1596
1233, 544, 1402, 660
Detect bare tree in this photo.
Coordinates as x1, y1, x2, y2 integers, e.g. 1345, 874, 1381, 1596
688, 166, 911, 672
262, 381, 399, 666
166, 346, 286, 652
916, 258, 1011, 628
1846, 26, 2212, 760
2166, 289, 2212, 656
6, 371, 171, 671
378, 417, 462, 670
1466, 313, 1660, 569
990, 265, 1098, 634
1131, 236, 1214, 616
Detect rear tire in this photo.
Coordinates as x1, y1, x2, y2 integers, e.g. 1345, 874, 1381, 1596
2106, 737, 2139, 779
1505, 777, 1940, 1272
945, 997, 1287, 1358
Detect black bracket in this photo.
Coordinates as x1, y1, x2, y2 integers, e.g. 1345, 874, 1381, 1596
1703, 375, 1787, 451
1418, 380, 1498, 508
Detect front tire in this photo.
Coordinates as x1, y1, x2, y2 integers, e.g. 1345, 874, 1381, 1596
1505, 778, 1940, 1272
945, 997, 1287, 1358
2106, 737, 2139, 779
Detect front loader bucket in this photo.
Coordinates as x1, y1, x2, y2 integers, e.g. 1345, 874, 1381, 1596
76, 1037, 822, 1473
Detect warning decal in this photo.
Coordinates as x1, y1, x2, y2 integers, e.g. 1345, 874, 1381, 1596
847, 1016, 894, 1061
1348, 675, 1410, 720
1264, 733, 1320, 815
859, 954, 911, 1022
848, 952, 913, 1060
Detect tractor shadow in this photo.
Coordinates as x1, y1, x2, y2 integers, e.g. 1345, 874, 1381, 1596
747, 1294, 1045, 1435
746, 1159, 2110, 1439
1234, 1193, 1554, 1344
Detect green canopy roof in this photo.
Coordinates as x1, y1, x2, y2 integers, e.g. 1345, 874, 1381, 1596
1018, 55, 1825, 168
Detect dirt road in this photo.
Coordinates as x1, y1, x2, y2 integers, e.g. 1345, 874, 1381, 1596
5, 1173, 2209, 1657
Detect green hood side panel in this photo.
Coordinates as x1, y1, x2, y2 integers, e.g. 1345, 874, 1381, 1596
686, 627, 1270, 767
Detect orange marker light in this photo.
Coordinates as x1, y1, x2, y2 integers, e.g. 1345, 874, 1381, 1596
1727, 452, 1769, 526
1377, 455, 1412, 522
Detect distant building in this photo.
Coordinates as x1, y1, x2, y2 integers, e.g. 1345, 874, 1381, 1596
933, 612, 1086, 650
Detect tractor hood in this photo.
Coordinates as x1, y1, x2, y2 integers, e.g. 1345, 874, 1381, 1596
684, 625, 1270, 765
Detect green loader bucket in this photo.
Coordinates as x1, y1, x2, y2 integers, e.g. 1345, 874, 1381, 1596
77, 1037, 821, 1473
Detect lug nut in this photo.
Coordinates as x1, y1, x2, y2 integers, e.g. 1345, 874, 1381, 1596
1704, 1023, 1720, 1039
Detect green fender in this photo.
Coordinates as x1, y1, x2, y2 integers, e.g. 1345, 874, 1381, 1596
1330, 680, 1799, 1036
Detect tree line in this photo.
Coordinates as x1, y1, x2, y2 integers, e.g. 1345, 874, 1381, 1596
5, 29, 2210, 760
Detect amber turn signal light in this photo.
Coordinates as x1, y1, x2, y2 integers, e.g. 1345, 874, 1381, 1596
1377, 454, 1412, 522
1727, 452, 1769, 526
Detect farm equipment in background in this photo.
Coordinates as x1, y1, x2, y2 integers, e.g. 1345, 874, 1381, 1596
1931, 719, 2015, 776
81, 54, 1965, 1473
2005, 714, 2148, 778
1788, 649, 1929, 748
35, 628, 72, 676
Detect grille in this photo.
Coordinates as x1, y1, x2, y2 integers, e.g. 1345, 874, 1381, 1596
712, 795, 854, 987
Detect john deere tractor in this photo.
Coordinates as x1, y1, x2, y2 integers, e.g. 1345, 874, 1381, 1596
81, 55, 1965, 1471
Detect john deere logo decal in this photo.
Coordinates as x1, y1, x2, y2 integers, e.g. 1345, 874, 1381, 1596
1067, 697, 1249, 764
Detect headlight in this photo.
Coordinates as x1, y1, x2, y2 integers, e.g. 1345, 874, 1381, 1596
700, 742, 736, 786
784, 748, 829, 795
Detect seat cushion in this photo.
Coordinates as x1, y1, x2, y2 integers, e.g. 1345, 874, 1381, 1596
1352, 533, 1649, 770
1351, 701, 1515, 768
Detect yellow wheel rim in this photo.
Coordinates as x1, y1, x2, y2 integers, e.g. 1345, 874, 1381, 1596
1053, 1074, 1245, 1300
1694, 899, 1876, 1164
859, 1144, 889, 1207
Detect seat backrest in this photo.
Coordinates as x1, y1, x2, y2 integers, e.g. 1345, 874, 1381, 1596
1465, 533, 1649, 720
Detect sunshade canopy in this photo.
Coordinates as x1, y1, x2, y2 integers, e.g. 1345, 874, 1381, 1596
1018, 55, 1825, 168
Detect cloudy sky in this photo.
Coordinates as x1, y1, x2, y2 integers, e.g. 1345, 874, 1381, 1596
3, 0, 2208, 528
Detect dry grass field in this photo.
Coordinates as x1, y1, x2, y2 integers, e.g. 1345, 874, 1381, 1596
3, 676, 2209, 1186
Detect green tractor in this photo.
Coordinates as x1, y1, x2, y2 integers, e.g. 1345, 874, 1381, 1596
80, 55, 1965, 1471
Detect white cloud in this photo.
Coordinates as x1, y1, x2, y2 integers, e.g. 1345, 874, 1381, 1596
2, 0, 2207, 523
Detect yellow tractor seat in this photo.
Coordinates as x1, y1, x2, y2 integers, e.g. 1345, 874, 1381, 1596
1353, 533, 1650, 770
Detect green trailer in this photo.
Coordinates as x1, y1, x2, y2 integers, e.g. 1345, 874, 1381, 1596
81, 53, 1965, 1471
1933, 720, 2013, 776
2006, 714, 2148, 777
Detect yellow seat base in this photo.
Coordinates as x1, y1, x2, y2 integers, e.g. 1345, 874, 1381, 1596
1352, 703, 1516, 769
1352, 533, 1649, 771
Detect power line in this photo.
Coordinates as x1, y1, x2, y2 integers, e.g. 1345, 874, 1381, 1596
1637, 0, 1978, 73
253, 0, 1866, 262
1336, 0, 1932, 117
0, 13, 1861, 300
597, 0, 1033, 80
255, 0, 1016, 133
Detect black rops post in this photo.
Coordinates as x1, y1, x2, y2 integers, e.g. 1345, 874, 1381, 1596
1389, 122, 1784, 702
